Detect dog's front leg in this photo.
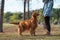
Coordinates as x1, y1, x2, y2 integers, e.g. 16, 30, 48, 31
30, 28, 36, 36
33, 30, 36, 36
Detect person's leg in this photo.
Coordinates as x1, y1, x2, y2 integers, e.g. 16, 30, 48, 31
44, 16, 51, 35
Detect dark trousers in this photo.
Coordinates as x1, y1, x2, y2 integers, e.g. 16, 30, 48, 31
44, 16, 51, 32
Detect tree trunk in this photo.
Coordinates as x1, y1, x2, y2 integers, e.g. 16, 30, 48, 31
0, 0, 4, 32
28, 0, 29, 19
24, 0, 26, 20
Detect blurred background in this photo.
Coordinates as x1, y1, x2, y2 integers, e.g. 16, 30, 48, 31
0, 0, 59, 25
0, 0, 60, 40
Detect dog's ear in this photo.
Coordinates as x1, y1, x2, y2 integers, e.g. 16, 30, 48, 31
32, 12, 39, 17
32, 12, 35, 16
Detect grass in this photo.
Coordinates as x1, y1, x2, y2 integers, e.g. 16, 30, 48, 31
0, 23, 60, 40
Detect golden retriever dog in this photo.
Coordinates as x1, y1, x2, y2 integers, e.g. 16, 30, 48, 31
10, 12, 39, 36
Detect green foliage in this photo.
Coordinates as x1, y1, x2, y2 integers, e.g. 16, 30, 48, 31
18, 13, 23, 20
9, 13, 18, 22
3, 12, 23, 23
38, 10, 43, 23
3, 8, 60, 24
51, 9, 60, 24
3, 12, 13, 22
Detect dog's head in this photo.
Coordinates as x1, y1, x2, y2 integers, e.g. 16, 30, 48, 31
32, 12, 39, 17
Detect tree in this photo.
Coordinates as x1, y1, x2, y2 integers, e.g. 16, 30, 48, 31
17, 0, 30, 20
17, 0, 26, 20
23, 0, 30, 20
4, 12, 12, 22
18, 13, 23, 20
26, 0, 30, 19
0, 0, 4, 32
51, 9, 60, 24
24, 0, 26, 20
9, 13, 18, 22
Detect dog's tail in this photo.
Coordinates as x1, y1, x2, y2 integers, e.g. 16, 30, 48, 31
10, 22, 19, 25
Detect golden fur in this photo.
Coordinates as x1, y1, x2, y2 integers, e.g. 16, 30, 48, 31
10, 12, 39, 36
